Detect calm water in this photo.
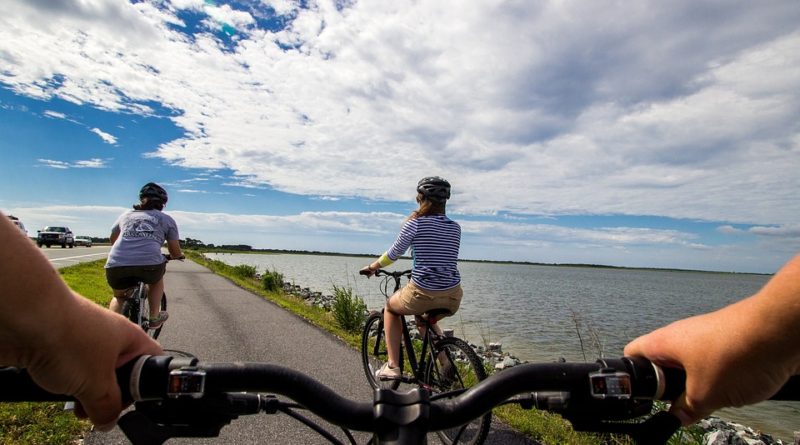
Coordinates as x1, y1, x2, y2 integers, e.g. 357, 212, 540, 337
207, 252, 798, 440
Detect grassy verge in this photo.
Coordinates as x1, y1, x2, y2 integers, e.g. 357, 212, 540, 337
0, 260, 108, 444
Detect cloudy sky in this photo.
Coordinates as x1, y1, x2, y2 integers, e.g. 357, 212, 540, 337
1, 0, 798, 273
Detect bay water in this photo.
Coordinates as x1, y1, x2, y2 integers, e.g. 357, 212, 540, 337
206, 252, 798, 440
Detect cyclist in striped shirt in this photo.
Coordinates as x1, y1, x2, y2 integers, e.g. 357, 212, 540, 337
361, 176, 463, 380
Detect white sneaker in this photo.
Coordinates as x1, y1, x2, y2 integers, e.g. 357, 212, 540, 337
148, 311, 169, 329
375, 363, 401, 380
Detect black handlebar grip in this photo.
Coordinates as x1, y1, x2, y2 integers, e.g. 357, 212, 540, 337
0, 367, 70, 401
771, 375, 800, 401
0, 358, 140, 403
657, 366, 686, 401
636, 361, 800, 403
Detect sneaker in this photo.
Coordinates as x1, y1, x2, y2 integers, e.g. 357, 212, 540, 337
148, 311, 169, 329
375, 363, 401, 380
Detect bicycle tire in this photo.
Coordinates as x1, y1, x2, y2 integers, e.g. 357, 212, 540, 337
426, 336, 491, 445
360, 312, 402, 390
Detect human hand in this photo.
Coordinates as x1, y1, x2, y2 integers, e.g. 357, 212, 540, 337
25, 294, 162, 430
359, 265, 376, 277
624, 298, 795, 425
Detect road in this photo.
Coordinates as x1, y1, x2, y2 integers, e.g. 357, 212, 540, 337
37, 244, 111, 269
71, 258, 533, 444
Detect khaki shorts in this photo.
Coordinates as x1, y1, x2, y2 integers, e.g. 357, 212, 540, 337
396, 280, 462, 316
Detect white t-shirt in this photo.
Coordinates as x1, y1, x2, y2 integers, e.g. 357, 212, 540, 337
105, 209, 179, 268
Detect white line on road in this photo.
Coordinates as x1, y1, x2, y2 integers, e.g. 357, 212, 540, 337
49, 253, 108, 262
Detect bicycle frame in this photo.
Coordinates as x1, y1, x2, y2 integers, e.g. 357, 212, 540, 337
122, 280, 166, 339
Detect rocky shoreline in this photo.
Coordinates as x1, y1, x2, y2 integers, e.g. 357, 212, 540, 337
282, 281, 795, 445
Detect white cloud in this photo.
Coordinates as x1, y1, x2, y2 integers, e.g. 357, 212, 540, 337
90, 127, 117, 144
73, 158, 108, 168
43, 110, 67, 119
37, 158, 109, 169
37, 159, 70, 169
749, 225, 800, 238
1, 0, 799, 228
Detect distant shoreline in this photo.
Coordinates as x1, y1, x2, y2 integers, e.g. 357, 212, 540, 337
195, 247, 771, 276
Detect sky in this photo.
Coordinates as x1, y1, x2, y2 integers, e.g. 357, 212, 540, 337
1, 0, 799, 274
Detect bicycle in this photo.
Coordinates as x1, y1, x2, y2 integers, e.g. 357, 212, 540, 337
3, 353, 799, 445
120, 254, 183, 339
359, 269, 491, 445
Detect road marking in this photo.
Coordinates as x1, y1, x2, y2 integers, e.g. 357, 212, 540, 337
49, 253, 108, 262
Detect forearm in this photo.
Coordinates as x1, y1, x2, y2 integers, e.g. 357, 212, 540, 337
736, 255, 800, 373
166, 239, 183, 258
0, 215, 75, 366
368, 252, 394, 270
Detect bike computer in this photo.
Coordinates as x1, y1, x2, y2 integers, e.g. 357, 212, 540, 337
589, 369, 632, 399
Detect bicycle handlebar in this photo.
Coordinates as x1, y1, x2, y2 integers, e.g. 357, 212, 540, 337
2, 355, 798, 445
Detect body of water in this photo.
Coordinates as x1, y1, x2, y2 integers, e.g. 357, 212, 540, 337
206, 252, 797, 440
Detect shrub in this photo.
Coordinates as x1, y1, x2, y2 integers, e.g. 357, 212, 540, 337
233, 264, 258, 278
331, 285, 367, 333
262, 269, 284, 292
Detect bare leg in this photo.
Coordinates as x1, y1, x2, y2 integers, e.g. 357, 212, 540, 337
384, 291, 410, 368
147, 278, 165, 319
109, 289, 127, 314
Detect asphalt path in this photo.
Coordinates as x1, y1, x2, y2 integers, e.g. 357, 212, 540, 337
83, 259, 534, 445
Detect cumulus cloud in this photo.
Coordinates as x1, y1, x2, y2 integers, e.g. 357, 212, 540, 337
1, 0, 799, 228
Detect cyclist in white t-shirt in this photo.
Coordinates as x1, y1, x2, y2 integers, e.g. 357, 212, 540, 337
105, 183, 183, 328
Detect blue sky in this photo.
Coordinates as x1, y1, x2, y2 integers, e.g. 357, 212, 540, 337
1, 0, 799, 273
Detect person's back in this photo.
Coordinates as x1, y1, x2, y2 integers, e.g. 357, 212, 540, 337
389, 213, 461, 291
106, 209, 178, 268
105, 183, 182, 328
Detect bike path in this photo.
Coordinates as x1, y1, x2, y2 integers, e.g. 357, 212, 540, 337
86, 258, 534, 445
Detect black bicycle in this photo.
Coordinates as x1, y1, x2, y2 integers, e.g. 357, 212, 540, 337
120, 254, 182, 339
3, 354, 799, 445
359, 269, 490, 445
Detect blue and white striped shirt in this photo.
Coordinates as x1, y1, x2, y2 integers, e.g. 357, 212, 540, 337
386, 214, 461, 291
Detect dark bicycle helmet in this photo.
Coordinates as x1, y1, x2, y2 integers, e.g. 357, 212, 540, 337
416, 176, 451, 202
139, 182, 168, 204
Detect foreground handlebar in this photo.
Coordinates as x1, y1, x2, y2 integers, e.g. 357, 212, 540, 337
2, 355, 798, 445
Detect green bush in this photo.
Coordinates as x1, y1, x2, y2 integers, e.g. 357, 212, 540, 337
331, 285, 367, 333
233, 264, 258, 278
262, 269, 284, 292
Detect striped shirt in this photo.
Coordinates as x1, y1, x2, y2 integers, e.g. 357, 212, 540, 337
386, 214, 461, 290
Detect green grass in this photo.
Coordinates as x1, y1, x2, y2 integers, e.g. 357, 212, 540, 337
0, 402, 88, 445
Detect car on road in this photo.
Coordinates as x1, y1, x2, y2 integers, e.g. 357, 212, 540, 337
74, 237, 93, 247
37, 226, 75, 248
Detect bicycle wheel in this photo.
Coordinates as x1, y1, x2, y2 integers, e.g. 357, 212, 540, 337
360, 312, 402, 390
120, 288, 141, 327
425, 337, 491, 445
